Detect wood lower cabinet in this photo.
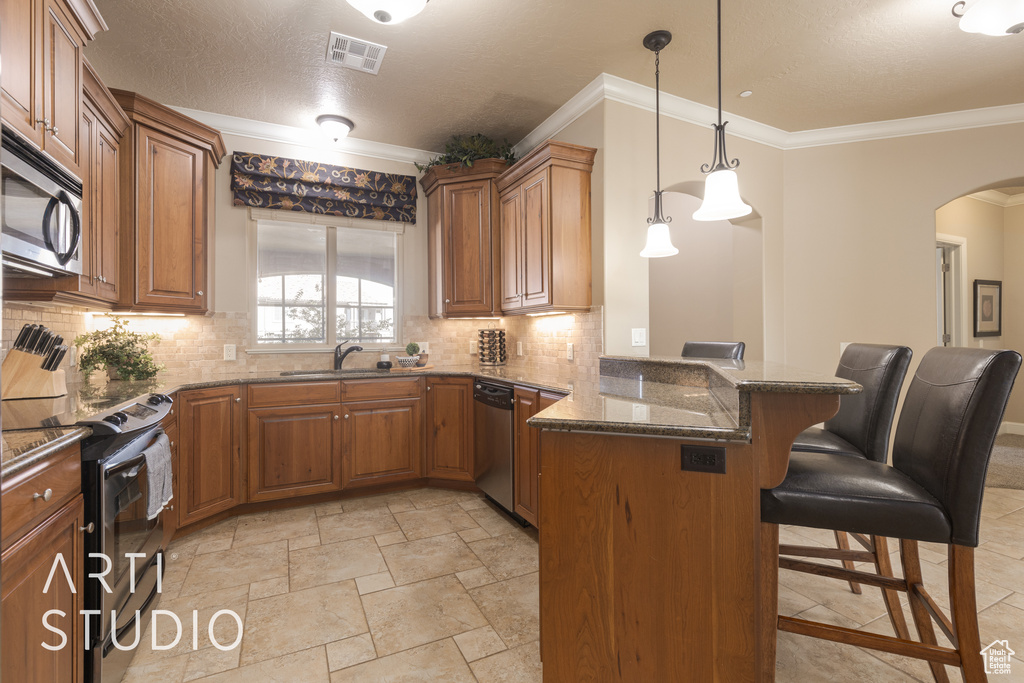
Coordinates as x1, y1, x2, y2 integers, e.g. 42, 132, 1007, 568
113, 90, 225, 314
341, 379, 424, 488
178, 385, 244, 526
422, 159, 507, 318
514, 388, 564, 528
497, 141, 596, 315
248, 404, 343, 502
1, 495, 85, 683
426, 376, 474, 481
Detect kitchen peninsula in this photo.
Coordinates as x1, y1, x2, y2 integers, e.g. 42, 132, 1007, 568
530, 355, 860, 683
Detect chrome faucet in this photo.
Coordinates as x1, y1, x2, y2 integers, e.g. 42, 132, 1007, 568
334, 340, 363, 370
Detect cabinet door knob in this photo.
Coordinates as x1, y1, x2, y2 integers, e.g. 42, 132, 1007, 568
33, 488, 53, 502
170, 409, 175, 415
234, 397, 241, 402
344, 414, 350, 419
334, 414, 340, 420
163, 505, 174, 512
427, 386, 431, 391
36, 117, 51, 129
50, 125, 59, 136
80, 522, 95, 533
197, 290, 204, 296
445, 298, 451, 304
170, 441, 175, 448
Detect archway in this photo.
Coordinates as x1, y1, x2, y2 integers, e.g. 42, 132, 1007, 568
647, 188, 764, 360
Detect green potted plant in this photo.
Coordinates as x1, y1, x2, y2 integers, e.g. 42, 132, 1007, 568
415, 133, 516, 173
397, 341, 421, 368
74, 315, 163, 381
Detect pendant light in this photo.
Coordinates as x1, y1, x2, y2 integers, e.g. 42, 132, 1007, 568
346, 0, 428, 25
952, 0, 1024, 36
640, 30, 679, 259
693, 0, 752, 222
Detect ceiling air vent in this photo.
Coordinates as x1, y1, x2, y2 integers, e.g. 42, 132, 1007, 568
326, 31, 387, 75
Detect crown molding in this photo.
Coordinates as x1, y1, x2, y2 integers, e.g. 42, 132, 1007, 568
515, 73, 1024, 154
969, 189, 1024, 207
170, 106, 437, 166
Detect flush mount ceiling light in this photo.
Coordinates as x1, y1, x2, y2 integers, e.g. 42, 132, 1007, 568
316, 114, 355, 142
639, 30, 679, 259
952, 0, 1024, 35
693, 0, 752, 222
346, 0, 428, 24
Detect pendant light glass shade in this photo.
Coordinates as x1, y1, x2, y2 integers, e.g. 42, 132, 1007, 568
640, 221, 679, 258
693, 169, 752, 222
954, 0, 1024, 35
346, 0, 428, 24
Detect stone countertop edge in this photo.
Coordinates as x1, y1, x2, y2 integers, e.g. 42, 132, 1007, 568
2, 427, 92, 479
600, 355, 863, 395
526, 417, 752, 442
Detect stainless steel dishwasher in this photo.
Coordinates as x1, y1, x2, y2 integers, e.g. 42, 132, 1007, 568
473, 381, 518, 518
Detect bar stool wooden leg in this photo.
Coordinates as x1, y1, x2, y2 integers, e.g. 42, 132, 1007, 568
873, 536, 911, 640
948, 545, 986, 683
761, 522, 780, 682
901, 540, 951, 683
834, 530, 863, 594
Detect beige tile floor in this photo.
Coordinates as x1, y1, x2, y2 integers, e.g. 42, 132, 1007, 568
122, 486, 1024, 682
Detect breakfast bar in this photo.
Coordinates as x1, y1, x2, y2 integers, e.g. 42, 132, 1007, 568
529, 356, 861, 682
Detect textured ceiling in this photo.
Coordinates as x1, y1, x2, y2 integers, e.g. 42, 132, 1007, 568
85, 0, 1024, 152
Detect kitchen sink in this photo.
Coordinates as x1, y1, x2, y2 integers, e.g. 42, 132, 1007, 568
279, 369, 391, 377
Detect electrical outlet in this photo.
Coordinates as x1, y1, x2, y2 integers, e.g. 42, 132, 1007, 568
517, 341, 523, 356
567, 382, 574, 401
681, 445, 727, 474
632, 403, 648, 421
566, 342, 574, 361
470, 340, 478, 355
223, 344, 236, 361
418, 342, 430, 354
69, 346, 77, 367
631, 328, 647, 347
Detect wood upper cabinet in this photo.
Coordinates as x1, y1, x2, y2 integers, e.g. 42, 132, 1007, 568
0, 0, 103, 175
4, 61, 127, 306
178, 385, 244, 527
497, 141, 596, 315
341, 378, 424, 488
248, 404, 343, 502
1, 495, 85, 683
421, 159, 507, 318
425, 376, 474, 481
113, 90, 225, 314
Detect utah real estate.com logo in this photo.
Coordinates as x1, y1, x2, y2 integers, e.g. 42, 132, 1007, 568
981, 640, 1014, 675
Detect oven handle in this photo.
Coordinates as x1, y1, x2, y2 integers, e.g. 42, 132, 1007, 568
104, 428, 165, 480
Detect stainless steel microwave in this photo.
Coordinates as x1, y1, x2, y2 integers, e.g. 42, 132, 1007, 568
1, 127, 83, 277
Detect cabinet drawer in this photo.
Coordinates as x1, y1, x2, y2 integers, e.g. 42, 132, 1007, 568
248, 381, 342, 408
342, 377, 423, 402
1, 444, 81, 548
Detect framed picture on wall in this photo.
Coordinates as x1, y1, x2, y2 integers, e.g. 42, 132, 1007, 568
973, 279, 1002, 338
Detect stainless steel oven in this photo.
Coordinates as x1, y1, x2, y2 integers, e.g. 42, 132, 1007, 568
79, 393, 174, 683
1, 126, 82, 277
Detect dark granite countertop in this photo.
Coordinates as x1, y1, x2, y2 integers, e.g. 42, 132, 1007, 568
528, 356, 859, 440
2, 426, 92, 478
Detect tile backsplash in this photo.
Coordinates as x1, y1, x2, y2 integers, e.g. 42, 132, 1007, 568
1, 304, 604, 384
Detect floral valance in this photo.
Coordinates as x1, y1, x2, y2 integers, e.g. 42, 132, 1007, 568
231, 152, 417, 223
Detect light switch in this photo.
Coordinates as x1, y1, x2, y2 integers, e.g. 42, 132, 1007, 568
631, 328, 647, 347
566, 342, 574, 361
517, 341, 523, 356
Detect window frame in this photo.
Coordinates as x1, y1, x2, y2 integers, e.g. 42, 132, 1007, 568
247, 208, 405, 352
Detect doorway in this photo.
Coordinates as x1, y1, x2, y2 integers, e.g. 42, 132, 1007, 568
935, 234, 967, 347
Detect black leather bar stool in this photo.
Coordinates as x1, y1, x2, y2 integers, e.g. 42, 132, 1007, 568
784, 343, 912, 596
763, 347, 1021, 682
680, 341, 745, 359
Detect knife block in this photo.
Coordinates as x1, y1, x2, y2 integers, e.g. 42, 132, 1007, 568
1, 349, 68, 400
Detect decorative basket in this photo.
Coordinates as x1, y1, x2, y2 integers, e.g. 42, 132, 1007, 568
396, 355, 420, 368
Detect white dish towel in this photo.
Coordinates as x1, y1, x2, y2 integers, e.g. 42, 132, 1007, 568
144, 433, 173, 520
